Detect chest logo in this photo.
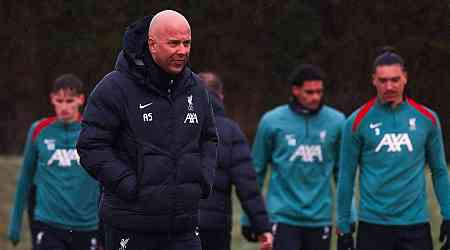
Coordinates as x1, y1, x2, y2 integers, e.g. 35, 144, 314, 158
289, 144, 323, 163
409, 118, 416, 131
187, 95, 194, 111
184, 113, 199, 124
119, 238, 130, 250
44, 139, 55, 150
375, 133, 413, 152
285, 134, 297, 146
184, 95, 198, 124
369, 122, 382, 136
139, 102, 152, 109
139, 102, 153, 122
47, 149, 80, 167
319, 130, 327, 142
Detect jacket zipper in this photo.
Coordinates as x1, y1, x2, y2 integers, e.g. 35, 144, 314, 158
168, 80, 173, 99
394, 110, 397, 127
305, 116, 310, 138
168, 79, 176, 236
63, 123, 68, 147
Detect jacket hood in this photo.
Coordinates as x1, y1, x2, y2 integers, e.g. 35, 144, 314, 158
122, 16, 152, 63
114, 16, 192, 94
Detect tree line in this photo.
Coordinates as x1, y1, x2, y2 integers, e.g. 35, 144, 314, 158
1, 0, 449, 154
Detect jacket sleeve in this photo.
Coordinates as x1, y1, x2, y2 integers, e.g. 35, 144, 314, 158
332, 116, 358, 225
229, 122, 271, 234
426, 114, 450, 220
199, 90, 219, 198
332, 118, 344, 183
77, 76, 137, 201
251, 115, 273, 188
8, 122, 38, 243
337, 116, 361, 233
241, 114, 273, 226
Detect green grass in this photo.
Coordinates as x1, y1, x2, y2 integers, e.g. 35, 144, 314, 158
1, 156, 32, 250
0, 156, 446, 249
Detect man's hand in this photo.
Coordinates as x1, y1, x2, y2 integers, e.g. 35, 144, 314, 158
337, 232, 354, 250
8, 230, 20, 246
11, 239, 19, 246
258, 232, 273, 250
440, 220, 450, 250
241, 225, 258, 242
337, 227, 355, 250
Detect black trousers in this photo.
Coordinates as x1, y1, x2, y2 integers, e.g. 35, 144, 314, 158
28, 185, 37, 249
272, 223, 332, 250
103, 223, 201, 250
357, 221, 433, 250
32, 221, 100, 250
199, 230, 231, 250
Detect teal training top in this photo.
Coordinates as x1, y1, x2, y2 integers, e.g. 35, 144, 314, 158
337, 98, 450, 233
244, 104, 349, 227
8, 117, 100, 243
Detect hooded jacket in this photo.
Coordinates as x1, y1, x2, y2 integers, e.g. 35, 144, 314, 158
77, 16, 218, 233
199, 93, 270, 234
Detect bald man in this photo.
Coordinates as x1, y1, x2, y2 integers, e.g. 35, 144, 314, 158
77, 10, 218, 250
198, 72, 273, 250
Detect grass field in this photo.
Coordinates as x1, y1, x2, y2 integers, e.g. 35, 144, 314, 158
0, 155, 446, 250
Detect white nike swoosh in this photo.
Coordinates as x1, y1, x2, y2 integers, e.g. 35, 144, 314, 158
369, 123, 382, 129
139, 103, 152, 109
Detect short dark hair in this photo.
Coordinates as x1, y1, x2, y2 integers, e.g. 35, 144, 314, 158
51, 73, 84, 95
198, 72, 223, 96
288, 64, 325, 87
373, 46, 405, 72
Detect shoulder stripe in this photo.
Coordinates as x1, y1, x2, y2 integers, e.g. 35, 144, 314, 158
407, 98, 436, 125
352, 98, 376, 132
32, 117, 57, 141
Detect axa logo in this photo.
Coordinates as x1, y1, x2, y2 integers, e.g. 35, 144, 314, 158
184, 113, 198, 124
375, 133, 413, 152
47, 149, 80, 167
289, 145, 323, 162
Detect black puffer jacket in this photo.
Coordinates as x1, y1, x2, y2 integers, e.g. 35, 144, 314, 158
199, 93, 270, 234
77, 16, 218, 233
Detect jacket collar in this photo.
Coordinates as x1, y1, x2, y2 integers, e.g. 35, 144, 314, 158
288, 96, 323, 116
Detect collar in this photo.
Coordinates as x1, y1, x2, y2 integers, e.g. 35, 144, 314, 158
288, 96, 323, 116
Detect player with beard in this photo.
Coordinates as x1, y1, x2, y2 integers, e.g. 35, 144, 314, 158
337, 47, 450, 250
242, 64, 352, 250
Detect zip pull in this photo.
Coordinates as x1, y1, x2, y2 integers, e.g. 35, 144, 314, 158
168, 80, 173, 98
